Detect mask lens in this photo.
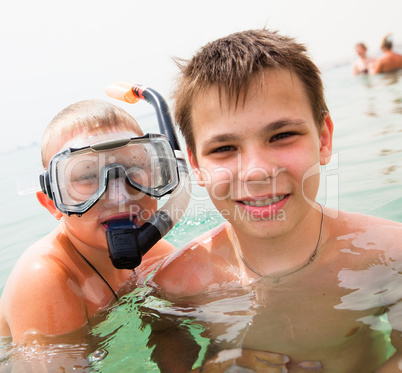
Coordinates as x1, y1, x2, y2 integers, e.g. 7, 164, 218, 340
56, 153, 102, 206
123, 139, 176, 195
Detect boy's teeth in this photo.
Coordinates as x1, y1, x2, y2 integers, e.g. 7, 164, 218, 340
242, 195, 285, 207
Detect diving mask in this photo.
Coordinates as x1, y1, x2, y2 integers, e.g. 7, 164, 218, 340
40, 133, 179, 216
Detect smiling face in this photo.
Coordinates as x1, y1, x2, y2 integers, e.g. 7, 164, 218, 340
188, 69, 333, 241
48, 130, 158, 251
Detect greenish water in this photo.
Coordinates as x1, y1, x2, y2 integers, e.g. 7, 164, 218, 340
0, 64, 401, 371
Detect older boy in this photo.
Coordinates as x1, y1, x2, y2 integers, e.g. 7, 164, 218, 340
152, 30, 402, 372
0, 99, 175, 344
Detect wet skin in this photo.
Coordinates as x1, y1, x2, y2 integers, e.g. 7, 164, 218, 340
152, 69, 402, 372
0, 130, 175, 344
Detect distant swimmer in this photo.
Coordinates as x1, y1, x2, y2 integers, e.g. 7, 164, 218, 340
352, 42, 374, 75
370, 34, 402, 74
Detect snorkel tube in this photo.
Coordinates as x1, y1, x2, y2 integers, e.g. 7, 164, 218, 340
105, 83, 191, 269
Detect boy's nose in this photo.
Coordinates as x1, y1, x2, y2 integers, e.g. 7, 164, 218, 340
106, 177, 130, 205
237, 151, 277, 182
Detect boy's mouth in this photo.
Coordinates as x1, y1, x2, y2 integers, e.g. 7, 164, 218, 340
238, 194, 287, 207
101, 214, 138, 229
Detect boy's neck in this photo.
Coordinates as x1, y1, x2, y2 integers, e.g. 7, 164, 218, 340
230, 203, 325, 280
60, 223, 129, 285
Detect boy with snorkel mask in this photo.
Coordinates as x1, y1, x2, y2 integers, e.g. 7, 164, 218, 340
0, 97, 187, 345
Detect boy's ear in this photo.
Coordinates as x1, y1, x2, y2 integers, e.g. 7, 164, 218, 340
187, 147, 205, 187
36, 191, 63, 220
319, 114, 334, 165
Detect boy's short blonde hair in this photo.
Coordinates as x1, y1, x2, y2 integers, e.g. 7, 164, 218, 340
41, 99, 143, 168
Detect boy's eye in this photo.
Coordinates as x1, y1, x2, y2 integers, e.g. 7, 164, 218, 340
72, 173, 98, 184
211, 145, 236, 153
271, 132, 296, 142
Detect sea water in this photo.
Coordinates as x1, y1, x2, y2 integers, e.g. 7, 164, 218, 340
0, 63, 401, 371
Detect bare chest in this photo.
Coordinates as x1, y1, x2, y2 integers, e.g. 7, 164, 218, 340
192, 272, 392, 372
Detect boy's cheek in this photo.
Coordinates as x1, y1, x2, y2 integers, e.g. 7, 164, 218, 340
206, 177, 233, 201
301, 172, 321, 202
62, 217, 98, 242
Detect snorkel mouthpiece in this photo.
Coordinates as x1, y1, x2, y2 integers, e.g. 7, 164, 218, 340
106, 218, 170, 269
106, 220, 143, 268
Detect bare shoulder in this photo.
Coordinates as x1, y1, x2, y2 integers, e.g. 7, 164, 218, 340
0, 236, 86, 342
326, 208, 402, 255
159, 222, 231, 268
151, 222, 233, 297
9, 231, 77, 281
2, 237, 73, 297
137, 238, 177, 277
141, 239, 176, 266
330, 208, 401, 231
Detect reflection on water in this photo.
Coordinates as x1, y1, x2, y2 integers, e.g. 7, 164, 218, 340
0, 335, 93, 372
90, 287, 211, 372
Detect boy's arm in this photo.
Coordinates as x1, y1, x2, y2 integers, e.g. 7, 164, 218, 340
141, 238, 176, 264
369, 58, 383, 74
352, 61, 361, 75
135, 239, 176, 281
1, 252, 88, 344
151, 223, 232, 297
152, 249, 227, 297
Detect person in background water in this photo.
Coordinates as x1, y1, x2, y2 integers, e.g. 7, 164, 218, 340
0, 100, 175, 345
370, 33, 402, 74
353, 42, 374, 75
148, 29, 402, 372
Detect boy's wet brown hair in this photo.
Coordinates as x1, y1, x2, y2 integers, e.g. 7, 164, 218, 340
173, 29, 328, 155
41, 99, 143, 168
